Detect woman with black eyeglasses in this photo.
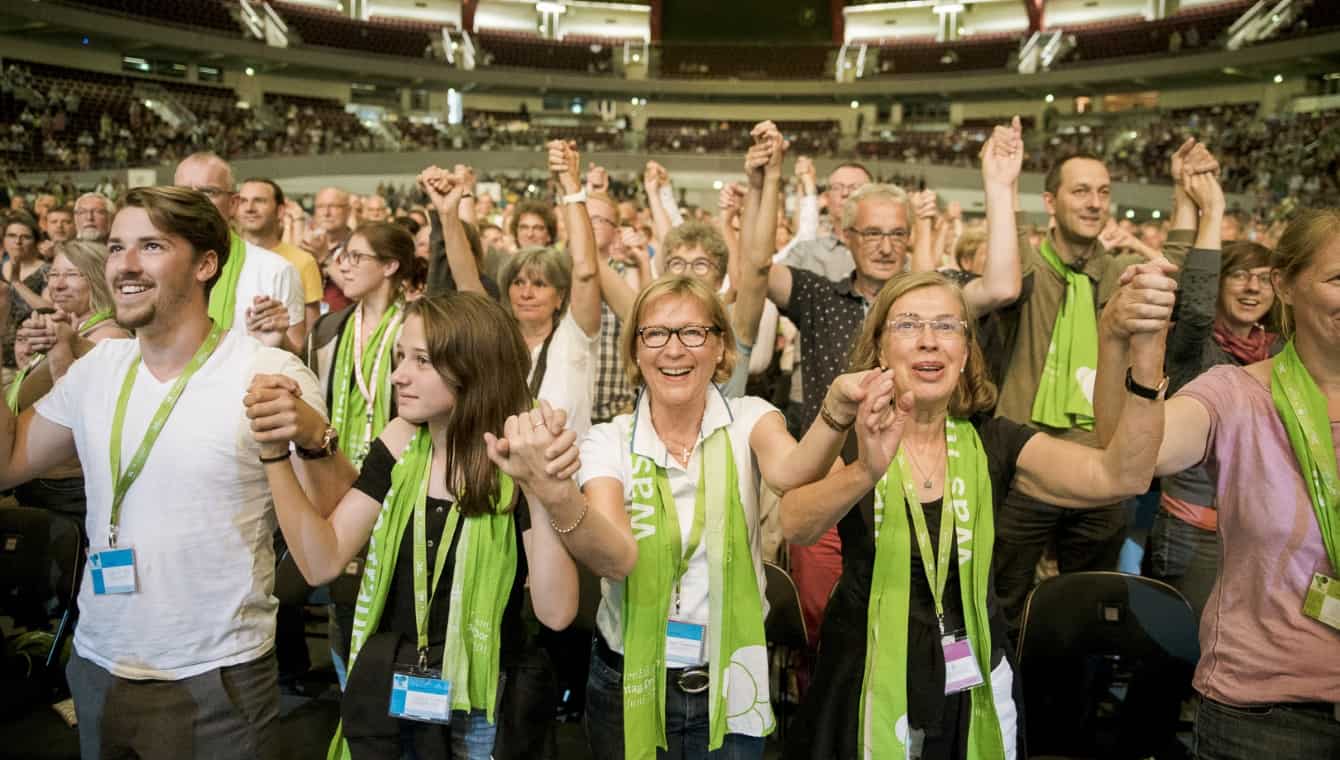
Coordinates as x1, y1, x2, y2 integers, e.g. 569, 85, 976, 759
498, 275, 880, 759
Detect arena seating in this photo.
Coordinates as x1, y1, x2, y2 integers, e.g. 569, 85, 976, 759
270, 1, 441, 58
645, 119, 840, 155
66, 0, 242, 34
475, 29, 619, 74
860, 33, 1020, 75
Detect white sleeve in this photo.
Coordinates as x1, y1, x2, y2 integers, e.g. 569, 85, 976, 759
747, 300, 779, 375
577, 422, 626, 489
34, 339, 111, 430
659, 185, 685, 229
794, 193, 819, 243
274, 262, 306, 326
250, 347, 328, 419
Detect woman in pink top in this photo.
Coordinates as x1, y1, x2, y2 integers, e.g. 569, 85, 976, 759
1098, 205, 1340, 759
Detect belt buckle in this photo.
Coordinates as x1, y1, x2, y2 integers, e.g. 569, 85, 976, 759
676, 668, 709, 695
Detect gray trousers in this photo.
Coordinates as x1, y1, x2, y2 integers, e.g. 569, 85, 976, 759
66, 648, 280, 760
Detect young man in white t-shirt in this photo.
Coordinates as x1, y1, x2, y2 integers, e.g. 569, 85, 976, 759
175, 152, 306, 353
0, 186, 357, 759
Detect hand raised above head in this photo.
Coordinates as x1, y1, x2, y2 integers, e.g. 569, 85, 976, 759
1103, 260, 1179, 340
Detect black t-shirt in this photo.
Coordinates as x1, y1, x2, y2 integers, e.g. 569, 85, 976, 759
352, 438, 530, 665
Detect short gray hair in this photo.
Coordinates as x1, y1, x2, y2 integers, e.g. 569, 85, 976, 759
75, 192, 116, 216
841, 183, 912, 232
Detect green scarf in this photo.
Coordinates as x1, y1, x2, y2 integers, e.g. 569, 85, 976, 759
6, 309, 114, 413
328, 426, 518, 760
207, 233, 248, 331
1031, 238, 1098, 431
330, 301, 404, 468
1271, 341, 1340, 573
622, 423, 773, 760
859, 418, 1005, 759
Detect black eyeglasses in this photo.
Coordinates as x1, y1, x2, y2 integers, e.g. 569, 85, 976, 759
637, 324, 721, 348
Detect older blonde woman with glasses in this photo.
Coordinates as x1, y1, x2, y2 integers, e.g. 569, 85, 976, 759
780, 268, 1172, 760
8, 239, 128, 521
486, 274, 889, 760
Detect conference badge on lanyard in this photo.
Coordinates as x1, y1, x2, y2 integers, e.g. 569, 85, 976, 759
89, 546, 137, 595
389, 665, 452, 724
1303, 572, 1340, 632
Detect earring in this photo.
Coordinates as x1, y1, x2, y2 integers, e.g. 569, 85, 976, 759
960, 364, 966, 375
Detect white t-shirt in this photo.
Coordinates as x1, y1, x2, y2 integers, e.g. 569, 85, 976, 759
36, 331, 325, 680
529, 310, 598, 439
228, 239, 306, 332
577, 388, 777, 664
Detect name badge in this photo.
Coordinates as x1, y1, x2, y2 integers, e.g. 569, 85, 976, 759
941, 632, 984, 695
89, 547, 137, 595
665, 619, 706, 669
1302, 573, 1340, 631
388, 667, 452, 724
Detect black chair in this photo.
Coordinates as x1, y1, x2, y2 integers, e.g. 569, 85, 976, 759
0, 506, 83, 758
763, 560, 807, 742
1016, 571, 1199, 760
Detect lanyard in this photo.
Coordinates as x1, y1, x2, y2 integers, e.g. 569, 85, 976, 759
652, 456, 706, 614
107, 323, 225, 546
352, 302, 402, 448
411, 450, 461, 668
897, 450, 955, 635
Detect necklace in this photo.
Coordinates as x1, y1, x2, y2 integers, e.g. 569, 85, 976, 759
903, 440, 943, 489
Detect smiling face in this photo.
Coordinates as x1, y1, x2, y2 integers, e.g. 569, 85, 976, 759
1218, 266, 1275, 330
876, 285, 970, 409
1045, 157, 1111, 246
235, 181, 282, 238
1276, 230, 1340, 352
106, 207, 215, 330
47, 251, 93, 318
391, 314, 458, 424
634, 294, 724, 410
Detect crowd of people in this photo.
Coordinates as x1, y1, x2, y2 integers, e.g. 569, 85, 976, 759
0, 105, 1337, 760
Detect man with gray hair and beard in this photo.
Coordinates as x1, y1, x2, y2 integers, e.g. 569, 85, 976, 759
74, 192, 115, 243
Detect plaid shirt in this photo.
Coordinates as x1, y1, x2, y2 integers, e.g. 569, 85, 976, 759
592, 261, 636, 423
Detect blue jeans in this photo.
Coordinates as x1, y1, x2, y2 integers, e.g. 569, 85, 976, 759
584, 637, 765, 760
1144, 510, 1219, 621
449, 709, 497, 760
1194, 695, 1340, 760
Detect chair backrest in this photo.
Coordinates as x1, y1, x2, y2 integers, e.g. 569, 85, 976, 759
0, 507, 83, 626
1016, 571, 1200, 760
763, 560, 808, 649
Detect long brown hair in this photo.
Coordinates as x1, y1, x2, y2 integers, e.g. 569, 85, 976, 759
846, 271, 997, 417
405, 292, 531, 517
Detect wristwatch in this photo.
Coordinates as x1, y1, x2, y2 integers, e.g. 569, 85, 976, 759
295, 426, 339, 459
560, 188, 587, 205
1125, 368, 1169, 400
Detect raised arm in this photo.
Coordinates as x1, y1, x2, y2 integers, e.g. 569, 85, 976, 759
717, 182, 745, 286
1014, 264, 1174, 507
753, 369, 892, 496
780, 371, 909, 545
742, 121, 795, 310
963, 117, 1025, 315
908, 189, 939, 273
246, 374, 363, 583
1164, 164, 1226, 376
422, 165, 485, 295
735, 127, 783, 350
553, 143, 601, 336
791, 156, 819, 244
487, 402, 636, 582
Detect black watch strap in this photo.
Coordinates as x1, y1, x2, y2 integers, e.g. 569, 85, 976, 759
1125, 367, 1168, 400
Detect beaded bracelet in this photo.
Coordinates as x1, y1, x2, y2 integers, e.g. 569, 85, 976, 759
550, 500, 589, 535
